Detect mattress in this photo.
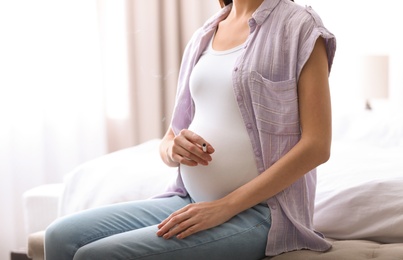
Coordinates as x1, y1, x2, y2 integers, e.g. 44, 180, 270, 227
28, 231, 403, 260
268, 239, 403, 260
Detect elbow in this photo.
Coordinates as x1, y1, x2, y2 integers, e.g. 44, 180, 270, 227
301, 135, 331, 166
315, 138, 331, 165
318, 145, 331, 165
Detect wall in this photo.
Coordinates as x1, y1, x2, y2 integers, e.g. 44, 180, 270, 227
297, 0, 403, 113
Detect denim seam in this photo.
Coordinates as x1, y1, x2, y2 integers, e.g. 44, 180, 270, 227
131, 215, 271, 260
74, 229, 128, 253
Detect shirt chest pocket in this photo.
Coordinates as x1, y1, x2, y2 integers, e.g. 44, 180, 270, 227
249, 71, 300, 135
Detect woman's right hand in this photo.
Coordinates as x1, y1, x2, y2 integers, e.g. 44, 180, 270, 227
161, 128, 214, 167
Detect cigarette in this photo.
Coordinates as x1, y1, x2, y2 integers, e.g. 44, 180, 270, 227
202, 143, 207, 152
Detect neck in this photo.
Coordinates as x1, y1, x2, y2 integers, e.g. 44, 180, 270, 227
229, 0, 264, 18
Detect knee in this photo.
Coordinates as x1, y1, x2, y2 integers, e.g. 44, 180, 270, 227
74, 246, 98, 260
74, 243, 116, 260
44, 217, 78, 259
45, 218, 69, 246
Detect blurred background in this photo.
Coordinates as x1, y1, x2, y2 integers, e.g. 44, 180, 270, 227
0, 0, 402, 259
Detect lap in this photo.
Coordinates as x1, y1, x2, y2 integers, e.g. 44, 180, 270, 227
46, 196, 191, 260
56, 195, 191, 230
75, 202, 271, 260
46, 196, 271, 260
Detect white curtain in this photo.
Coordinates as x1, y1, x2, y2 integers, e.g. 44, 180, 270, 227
0, 0, 107, 258
0, 0, 219, 258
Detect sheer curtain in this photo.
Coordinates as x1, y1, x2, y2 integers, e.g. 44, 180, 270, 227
0, 0, 108, 258
0, 0, 218, 258
107, 0, 219, 151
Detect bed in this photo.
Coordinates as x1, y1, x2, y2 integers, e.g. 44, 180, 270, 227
24, 108, 403, 259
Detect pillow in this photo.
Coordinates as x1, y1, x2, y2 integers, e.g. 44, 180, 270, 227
332, 104, 403, 147
315, 179, 403, 243
58, 139, 176, 216
314, 141, 403, 243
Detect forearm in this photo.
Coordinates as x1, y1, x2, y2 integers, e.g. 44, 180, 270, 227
159, 127, 180, 167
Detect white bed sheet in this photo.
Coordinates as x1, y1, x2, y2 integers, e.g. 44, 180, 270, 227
58, 139, 176, 216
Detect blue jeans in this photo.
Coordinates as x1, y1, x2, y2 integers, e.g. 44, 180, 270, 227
45, 196, 271, 260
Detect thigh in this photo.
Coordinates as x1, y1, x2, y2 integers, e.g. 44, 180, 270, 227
74, 204, 271, 260
45, 196, 191, 260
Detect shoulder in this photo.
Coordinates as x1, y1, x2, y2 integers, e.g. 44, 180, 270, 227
272, 1, 327, 32
269, 1, 335, 52
275, 1, 336, 76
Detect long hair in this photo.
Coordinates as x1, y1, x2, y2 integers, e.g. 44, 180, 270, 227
219, 0, 294, 8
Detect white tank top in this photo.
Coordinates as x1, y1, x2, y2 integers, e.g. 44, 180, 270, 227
181, 37, 259, 202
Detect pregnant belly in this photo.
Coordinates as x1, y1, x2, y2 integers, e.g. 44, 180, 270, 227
181, 122, 259, 202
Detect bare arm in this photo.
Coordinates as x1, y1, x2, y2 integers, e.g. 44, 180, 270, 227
222, 37, 332, 216
157, 37, 331, 239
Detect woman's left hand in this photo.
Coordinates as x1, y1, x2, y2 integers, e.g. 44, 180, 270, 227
156, 200, 233, 240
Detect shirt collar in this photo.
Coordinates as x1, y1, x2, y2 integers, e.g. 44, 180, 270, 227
252, 0, 281, 26
202, 0, 281, 33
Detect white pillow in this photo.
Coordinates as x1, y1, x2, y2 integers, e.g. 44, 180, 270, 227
314, 142, 403, 243
332, 105, 403, 147
58, 139, 176, 216
315, 179, 403, 243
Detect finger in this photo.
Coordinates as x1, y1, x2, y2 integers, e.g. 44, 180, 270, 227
179, 129, 203, 144
171, 146, 199, 166
203, 143, 215, 154
156, 219, 176, 238
176, 223, 200, 239
180, 130, 213, 150
178, 130, 214, 155
173, 139, 211, 166
157, 213, 175, 230
163, 218, 196, 240
157, 210, 189, 237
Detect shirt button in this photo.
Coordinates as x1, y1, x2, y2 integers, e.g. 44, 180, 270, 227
234, 67, 238, 72
237, 95, 243, 101
246, 123, 252, 129
255, 150, 261, 157
248, 19, 256, 27
268, 202, 277, 210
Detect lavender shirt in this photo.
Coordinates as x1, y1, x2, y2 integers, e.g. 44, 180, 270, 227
158, 0, 336, 256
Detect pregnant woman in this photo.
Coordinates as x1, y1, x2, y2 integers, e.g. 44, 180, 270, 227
45, 0, 336, 259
